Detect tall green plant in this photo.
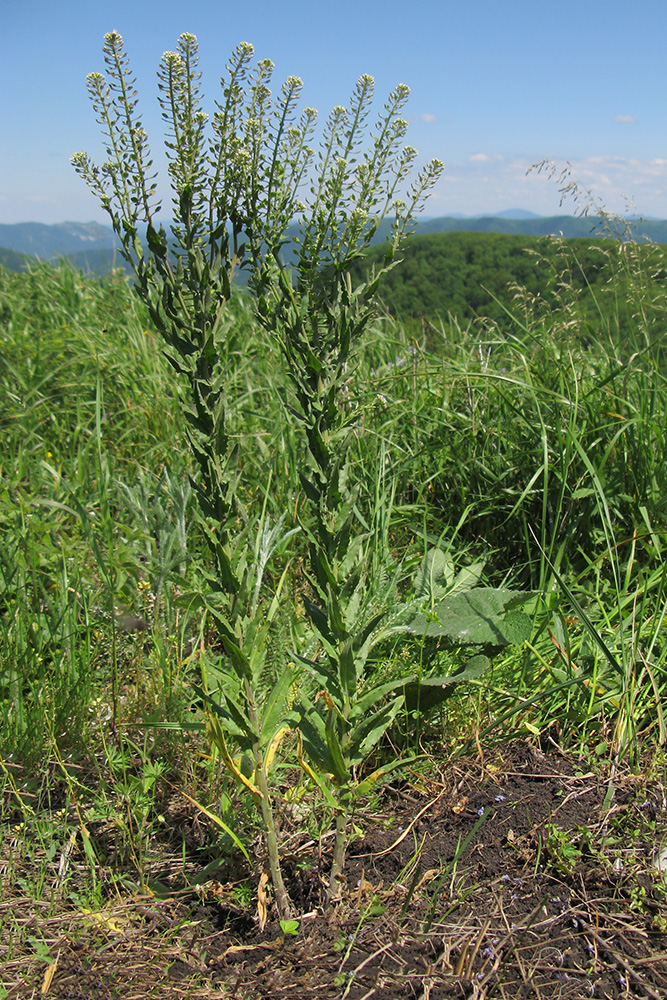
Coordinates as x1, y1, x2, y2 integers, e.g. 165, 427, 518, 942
72, 29, 444, 912
240, 75, 444, 902
72, 31, 306, 917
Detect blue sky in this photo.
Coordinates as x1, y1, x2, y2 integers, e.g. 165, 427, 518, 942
3, 0, 667, 224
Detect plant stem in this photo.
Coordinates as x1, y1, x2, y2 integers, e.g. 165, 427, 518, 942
245, 681, 294, 919
327, 810, 348, 907
253, 760, 294, 920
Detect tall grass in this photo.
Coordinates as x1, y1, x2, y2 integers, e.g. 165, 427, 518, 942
0, 261, 289, 761
1, 232, 666, 891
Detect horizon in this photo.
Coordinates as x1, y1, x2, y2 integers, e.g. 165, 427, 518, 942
5, 206, 667, 230
3, 0, 667, 225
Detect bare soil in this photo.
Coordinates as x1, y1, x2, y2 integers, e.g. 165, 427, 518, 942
3, 741, 667, 999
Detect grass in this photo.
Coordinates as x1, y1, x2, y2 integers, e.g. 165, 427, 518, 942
1, 240, 667, 991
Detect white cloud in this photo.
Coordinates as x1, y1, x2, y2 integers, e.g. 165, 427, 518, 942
469, 153, 503, 164
427, 153, 667, 218
614, 114, 636, 124
421, 113, 437, 123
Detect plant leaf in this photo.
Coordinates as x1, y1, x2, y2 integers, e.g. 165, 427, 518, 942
414, 547, 454, 601
354, 755, 417, 799
348, 695, 404, 764
259, 667, 299, 744
402, 655, 490, 713
324, 708, 351, 785
405, 589, 532, 647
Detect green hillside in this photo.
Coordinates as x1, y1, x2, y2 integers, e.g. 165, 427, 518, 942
0, 247, 30, 271
350, 230, 667, 330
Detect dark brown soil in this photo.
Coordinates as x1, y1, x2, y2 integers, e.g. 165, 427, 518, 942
3, 741, 667, 999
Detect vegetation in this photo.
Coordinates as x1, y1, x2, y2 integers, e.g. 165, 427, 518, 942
2, 28, 667, 1000
350, 229, 667, 331
3, 229, 667, 994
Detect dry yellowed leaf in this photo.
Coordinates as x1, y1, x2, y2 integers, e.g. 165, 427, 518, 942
41, 950, 60, 994
257, 872, 269, 931
81, 907, 132, 935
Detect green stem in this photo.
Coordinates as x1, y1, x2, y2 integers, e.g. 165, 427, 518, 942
246, 682, 294, 920
327, 809, 348, 907
254, 760, 294, 920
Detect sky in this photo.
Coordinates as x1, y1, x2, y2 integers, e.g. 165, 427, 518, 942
3, 0, 667, 225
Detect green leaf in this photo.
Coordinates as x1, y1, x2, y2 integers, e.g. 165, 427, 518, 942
338, 636, 356, 697
303, 596, 334, 643
402, 655, 490, 713
414, 547, 454, 600
146, 223, 168, 259
220, 635, 253, 679
291, 650, 342, 702
405, 588, 532, 647
350, 678, 409, 718
448, 560, 485, 595
352, 611, 386, 654
299, 471, 320, 504
354, 755, 417, 799
298, 713, 343, 786
348, 696, 404, 765
324, 708, 351, 785
259, 667, 299, 744
194, 685, 257, 744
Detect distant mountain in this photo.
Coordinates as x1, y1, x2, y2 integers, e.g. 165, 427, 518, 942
2, 213, 667, 276
0, 221, 117, 259
0, 246, 30, 271
413, 214, 667, 241
492, 209, 543, 220
416, 215, 594, 238
420, 210, 544, 221
66, 247, 132, 275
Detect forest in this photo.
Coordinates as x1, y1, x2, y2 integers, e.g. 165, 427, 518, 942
351, 228, 667, 332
